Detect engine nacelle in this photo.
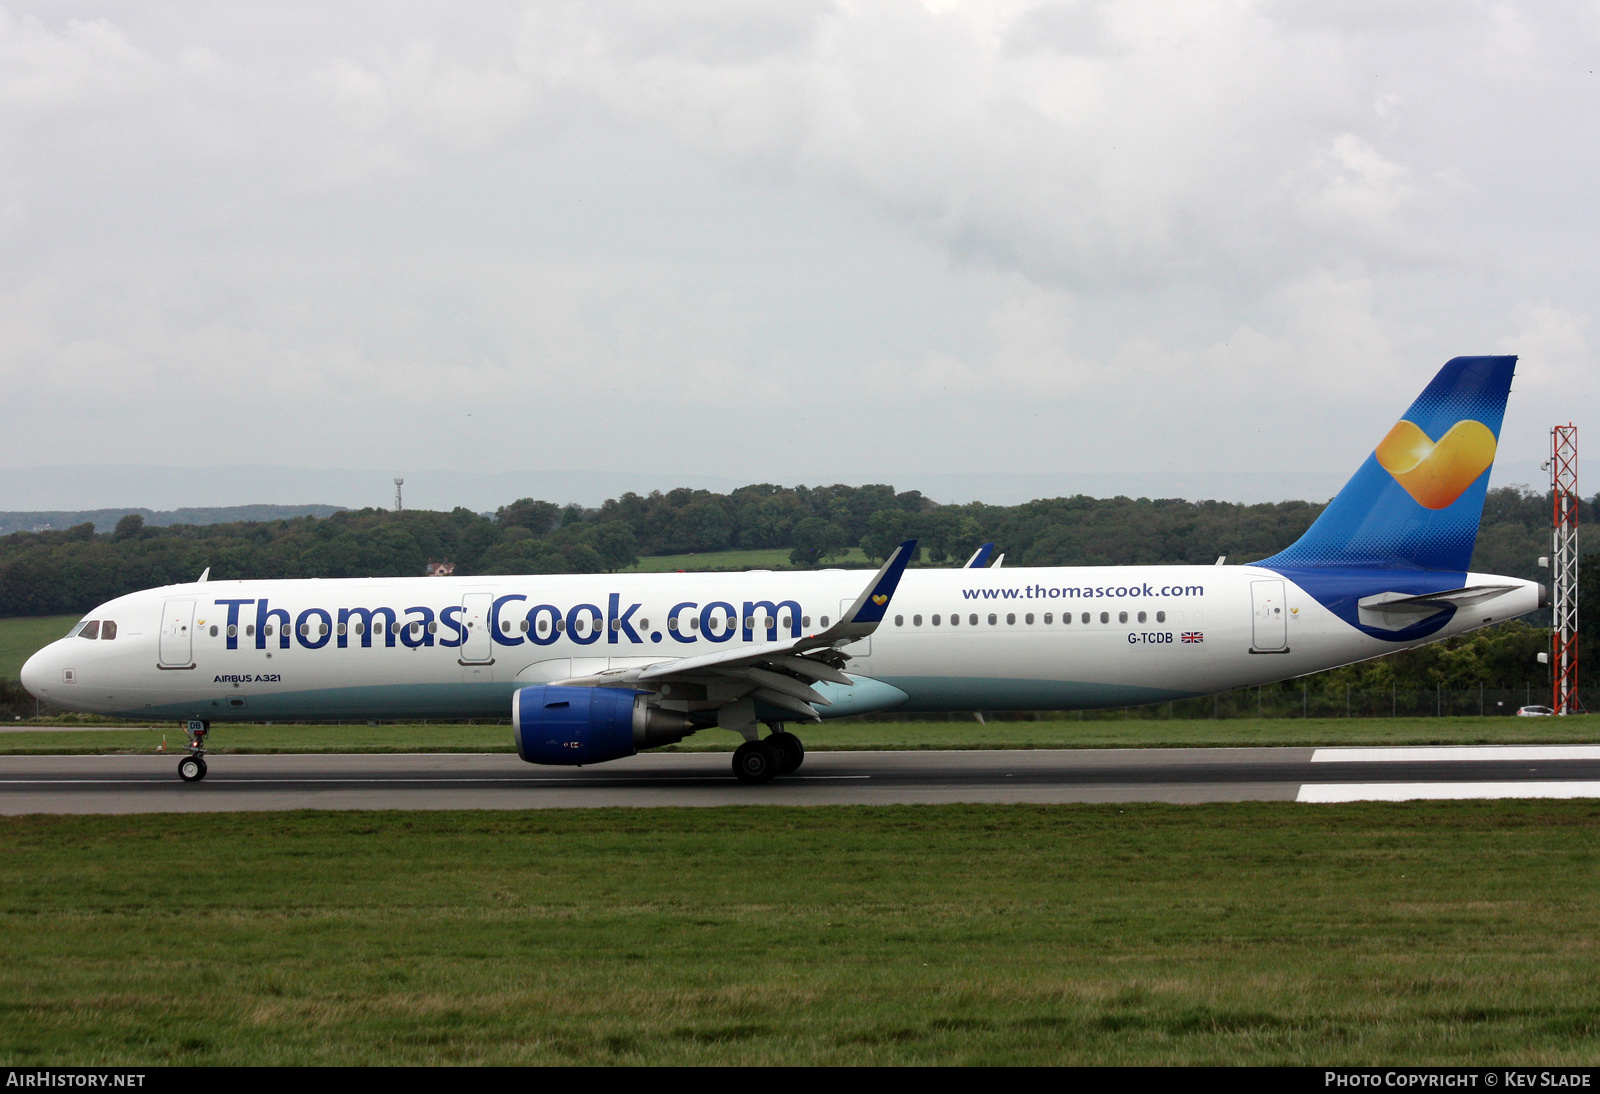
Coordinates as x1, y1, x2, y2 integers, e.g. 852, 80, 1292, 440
512, 685, 694, 766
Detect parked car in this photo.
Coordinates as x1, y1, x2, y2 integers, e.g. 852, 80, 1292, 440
1517, 705, 1555, 717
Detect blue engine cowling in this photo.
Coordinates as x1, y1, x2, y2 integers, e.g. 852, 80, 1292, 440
513, 685, 693, 766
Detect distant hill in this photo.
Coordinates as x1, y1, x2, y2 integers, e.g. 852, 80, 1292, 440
0, 505, 349, 535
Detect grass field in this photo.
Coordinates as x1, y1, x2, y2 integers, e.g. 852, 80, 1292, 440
621, 547, 873, 572
2, 802, 1598, 1065
0, 614, 76, 681
1, 714, 1595, 755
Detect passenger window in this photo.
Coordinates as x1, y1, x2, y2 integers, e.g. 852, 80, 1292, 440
354, 623, 365, 635
1156, 611, 1166, 623
209, 625, 218, 637
538, 619, 549, 634
802, 616, 812, 628
1137, 611, 1147, 623
1081, 613, 1090, 624
520, 620, 530, 632
1024, 613, 1033, 624
913, 614, 922, 626
501, 620, 511, 633
970, 614, 979, 626
894, 615, 903, 626
575, 619, 586, 634
264, 624, 274, 637
428, 621, 438, 633
1118, 612, 1128, 624
950, 614, 958, 626
640, 618, 650, 630
409, 623, 418, 635
821, 616, 830, 627
668, 617, 679, 631
246, 624, 254, 637
1099, 612, 1109, 624
78, 621, 99, 640
1005, 613, 1014, 625
226, 624, 235, 638
321, 623, 330, 636
689, 617, 699, 631
336, 623, 347, 636
1044, 613, 1053, 624
932, 614, 941, 626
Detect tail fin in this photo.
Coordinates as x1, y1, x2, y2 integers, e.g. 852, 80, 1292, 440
1259, 355, 1516, 572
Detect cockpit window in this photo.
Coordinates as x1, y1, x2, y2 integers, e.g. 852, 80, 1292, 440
77, 620, 100, 640
101, 621, 117, 640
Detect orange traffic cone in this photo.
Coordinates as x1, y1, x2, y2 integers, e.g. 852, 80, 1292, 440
157, 735, 165, 753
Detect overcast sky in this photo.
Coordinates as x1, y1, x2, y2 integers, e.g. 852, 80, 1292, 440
0, 1, 1595, 508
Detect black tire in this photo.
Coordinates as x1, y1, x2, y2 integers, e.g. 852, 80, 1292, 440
179, 756, 207, 783
732, 740, 779, 784
768, 731, 805, 774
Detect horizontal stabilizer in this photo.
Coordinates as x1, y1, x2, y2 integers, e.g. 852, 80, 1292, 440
1357, 584, 1519, 631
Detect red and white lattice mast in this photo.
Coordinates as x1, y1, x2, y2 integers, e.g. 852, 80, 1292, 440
1550, 424, 1581, 715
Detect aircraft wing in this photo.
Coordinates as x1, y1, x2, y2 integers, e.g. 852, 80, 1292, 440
553, 540, 918, 723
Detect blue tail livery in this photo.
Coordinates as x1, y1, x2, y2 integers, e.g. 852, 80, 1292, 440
1261, 356, 1514, 572
1259, 355, 1518, 641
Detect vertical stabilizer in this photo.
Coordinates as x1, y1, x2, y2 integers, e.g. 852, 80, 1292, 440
1259, 356, 1515, 572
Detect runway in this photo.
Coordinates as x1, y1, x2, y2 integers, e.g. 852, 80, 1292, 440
3, 745, 1600, 812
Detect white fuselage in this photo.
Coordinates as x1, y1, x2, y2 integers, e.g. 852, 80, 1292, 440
20, 564, 1542, 724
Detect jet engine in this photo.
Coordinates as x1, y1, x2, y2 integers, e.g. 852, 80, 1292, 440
513, 685, 694, 765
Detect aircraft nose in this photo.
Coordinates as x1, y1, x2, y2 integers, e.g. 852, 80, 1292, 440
20, 647, 51, 701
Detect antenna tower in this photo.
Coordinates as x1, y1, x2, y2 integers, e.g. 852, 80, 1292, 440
1550, 425, 1581, 715
394, 477, 404, 513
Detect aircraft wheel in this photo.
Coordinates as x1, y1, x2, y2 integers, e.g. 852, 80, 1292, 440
179, 756, 207, 783
768, 731, 805, 774
732, 740, 779, 784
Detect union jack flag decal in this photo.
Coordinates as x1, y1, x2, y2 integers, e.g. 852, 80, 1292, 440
1180, 632, 1204, 643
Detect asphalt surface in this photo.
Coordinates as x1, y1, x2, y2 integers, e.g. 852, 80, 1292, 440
3, 746, 1600, 812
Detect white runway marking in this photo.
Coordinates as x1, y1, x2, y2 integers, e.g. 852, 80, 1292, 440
1297, 781, 1600, 802
1310, 745, 1600, 763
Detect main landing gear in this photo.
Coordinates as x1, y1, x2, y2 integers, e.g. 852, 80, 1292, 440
178, 719, 209, 783
732, 724, 806, 784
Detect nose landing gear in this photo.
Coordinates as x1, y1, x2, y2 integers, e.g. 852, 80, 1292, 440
178, 719, 209, 782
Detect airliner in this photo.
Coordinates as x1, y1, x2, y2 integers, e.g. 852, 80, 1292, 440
20, 356, 1543, 784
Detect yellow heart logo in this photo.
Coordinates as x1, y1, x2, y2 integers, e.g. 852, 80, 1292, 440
1374, 419, 1497, 510
872, 594, 888, 606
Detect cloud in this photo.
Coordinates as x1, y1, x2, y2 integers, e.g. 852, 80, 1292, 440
0, 1, 1595, 489
1497, 301, 1591, 389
